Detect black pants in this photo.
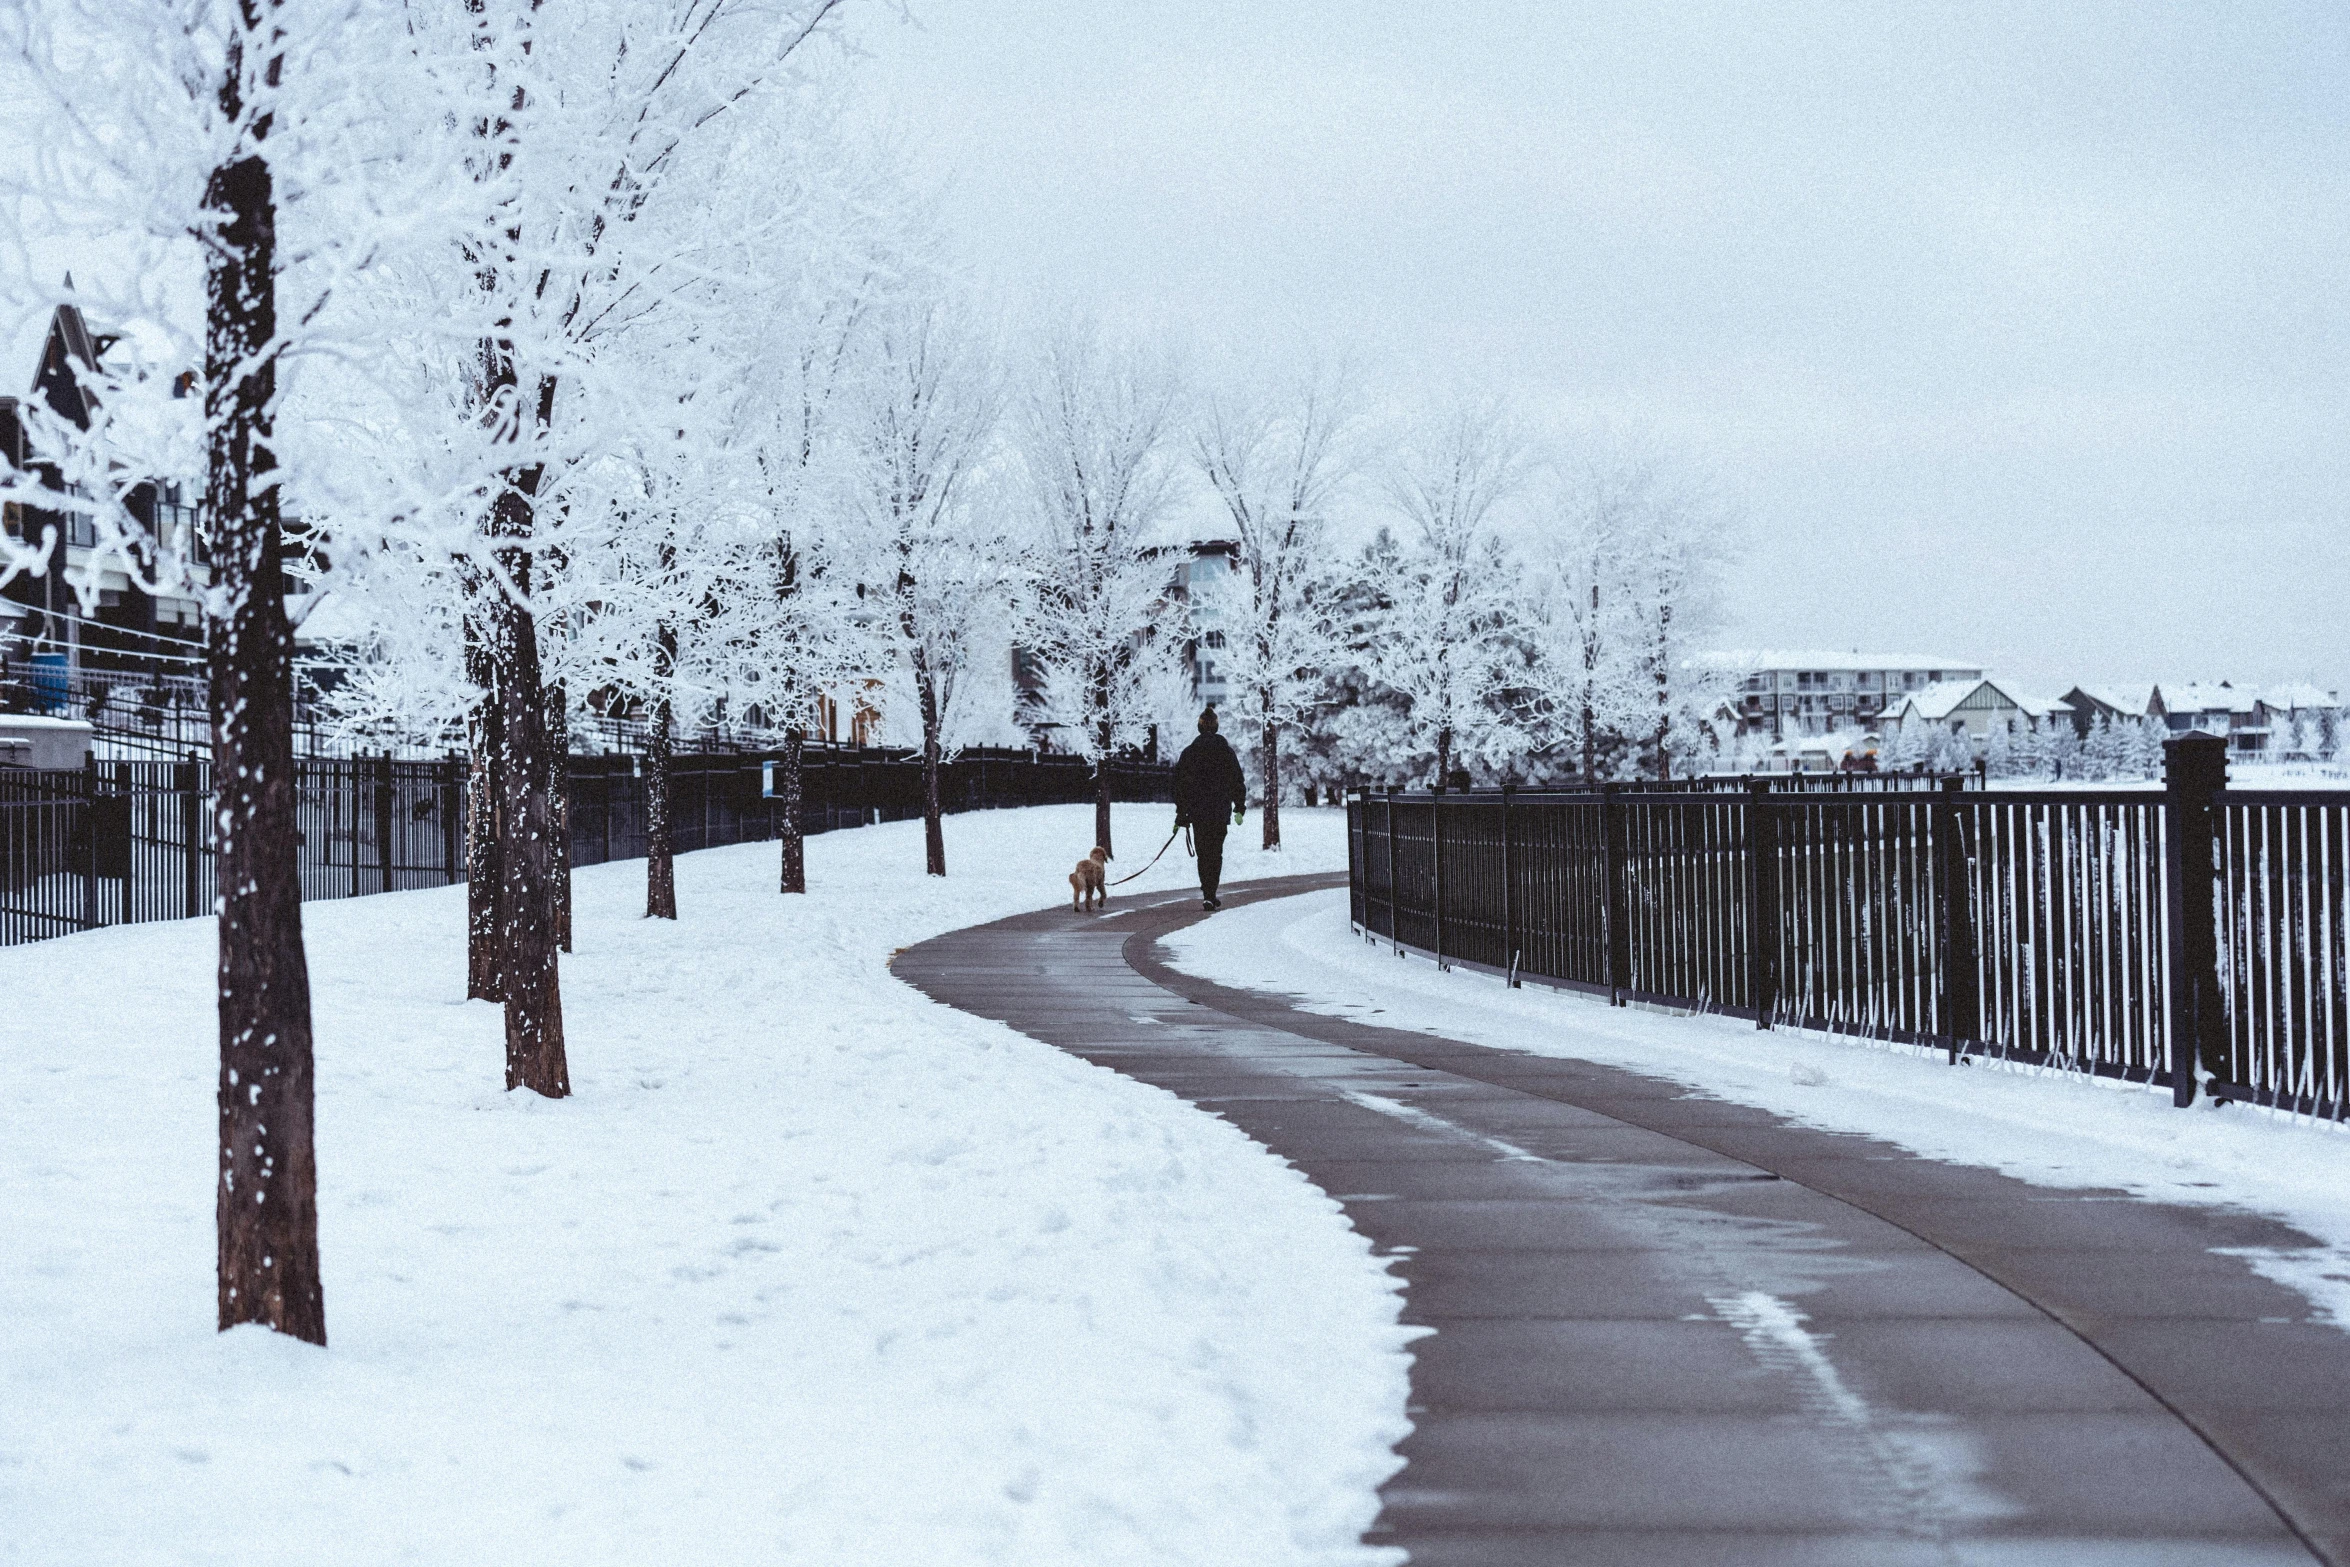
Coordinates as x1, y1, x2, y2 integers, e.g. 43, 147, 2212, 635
1193, 819, 1228, 902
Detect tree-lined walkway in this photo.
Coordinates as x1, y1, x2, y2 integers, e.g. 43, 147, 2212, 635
894, 875, 2348, 1566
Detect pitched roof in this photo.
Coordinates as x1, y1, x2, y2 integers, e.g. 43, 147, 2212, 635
1890, 679, 1983, 720
2156, 682, 2255, 716
2065, 684, 2154, 717
2260, 682, 2340, 712
1890, 677, 2072, 722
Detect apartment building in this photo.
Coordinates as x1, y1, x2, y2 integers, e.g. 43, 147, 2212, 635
1706, 651, 1986, 738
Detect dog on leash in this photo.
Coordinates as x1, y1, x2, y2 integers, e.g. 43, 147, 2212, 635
1069, 846, 1110, 913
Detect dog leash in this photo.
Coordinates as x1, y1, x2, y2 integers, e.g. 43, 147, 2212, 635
1109, 824, 1191, 887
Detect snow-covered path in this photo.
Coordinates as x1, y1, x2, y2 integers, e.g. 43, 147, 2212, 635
1, 805, 1415, 1567
903, 880, 2350, 1563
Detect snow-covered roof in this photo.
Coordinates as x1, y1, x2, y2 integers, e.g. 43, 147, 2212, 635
1888, 679, 1982, 720
2260, 682, 2340, 712
0, 714, 93, 732
1699, 649, 1981, 673
2067, 684, 2153, 717
2156, 682, 2254, 716
4, 309, 52, 396
1889, 678, 2071, 722
2003, 686, 2074, 720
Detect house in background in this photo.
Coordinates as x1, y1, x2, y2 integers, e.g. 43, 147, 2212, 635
1703, 651, 1985, 739
1, 294, 204, 683
1, 293, 211, 730
2148, 682, 2265, 753
2061, 684, 2154, 738
2255, 682, 2341, 757
1884, 677, 2071, 743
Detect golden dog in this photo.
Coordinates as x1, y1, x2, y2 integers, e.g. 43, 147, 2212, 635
1069, 846, 1109, 913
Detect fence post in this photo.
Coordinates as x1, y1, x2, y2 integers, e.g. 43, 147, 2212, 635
1384, 787, 1400, 956
179, 752, 203, 918
1746, 777, 1777, 1030
2161, 733, 2228, 1108
81, 753, 99, 930
1500, 782, 1517, 986
375, 752, 395, 894
1601, 781, 1628, 1005
1430, 783, 1446, 969
1933, 776, 1979, 1064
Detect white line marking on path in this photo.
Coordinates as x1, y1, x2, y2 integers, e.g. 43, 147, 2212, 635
1341, 1090, 1545, 1162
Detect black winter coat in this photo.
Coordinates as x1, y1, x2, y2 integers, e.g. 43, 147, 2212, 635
1172, 733, 1247, 828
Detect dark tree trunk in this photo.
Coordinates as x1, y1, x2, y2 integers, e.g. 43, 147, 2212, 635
1582, 581, 1602, 784
1654, 602, 1674, 782
1260, 717, 1281, 850
467, 27, 564, 1090
778, 725, 804, 894
915, 655, 946, 877
645, 622, 676, 918
206, 12, 323, 1346
464, 627, 502, 1000
478, 349, 567, 1095
1092, 666, 1114, 858
490, 572, 567, 1095
1435, 724, 1453, 790
1094, 757, 1113, 858
546, 679, 570, 953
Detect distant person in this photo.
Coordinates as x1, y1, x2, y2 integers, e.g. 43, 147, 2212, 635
1172, 707, 1247, 911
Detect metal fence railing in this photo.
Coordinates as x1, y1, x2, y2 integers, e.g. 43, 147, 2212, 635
1348, 739, 2350, 1123
1, 745, 1171, 948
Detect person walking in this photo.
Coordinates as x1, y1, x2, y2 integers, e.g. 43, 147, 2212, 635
1172, 707, 1248, 911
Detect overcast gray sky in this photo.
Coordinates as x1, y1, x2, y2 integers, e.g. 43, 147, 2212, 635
841, 0, 2350, 693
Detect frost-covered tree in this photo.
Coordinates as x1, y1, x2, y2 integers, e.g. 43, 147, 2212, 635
307, 0, 852, 1072
0, 0, 452, 1347
2042, 719, 2081, 780
1926, 724, 1976, 773
2079, 715, 2123, 779
1191, 362, 1358, 848
1880, 719, 1927, 774
1518, 452, 1643, 781
1375, 396, 1529, 785
837, 297, 1006, 877
563, 420, 747, 920
1287, 526, 1414, 792
718, 250, 887, 895
1015, 322, 1184, 856
1984, 720, 2017, 778
1617, 465, 1733, 780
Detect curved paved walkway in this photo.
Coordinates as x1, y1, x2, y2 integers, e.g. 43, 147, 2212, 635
894, 874, 2350, 1566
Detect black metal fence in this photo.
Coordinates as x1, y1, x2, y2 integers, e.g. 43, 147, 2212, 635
1, 745, 1170, 948
1348, 738, 2350, 1122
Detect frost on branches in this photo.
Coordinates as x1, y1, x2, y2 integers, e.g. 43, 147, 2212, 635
1014, 323, 1186, 858
1192, 361, 1360, 849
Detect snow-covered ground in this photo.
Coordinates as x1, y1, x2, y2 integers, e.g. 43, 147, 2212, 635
1980, 762, 2350, 790
1160, 889, 2350, 1332
1, 804, 1414, 1567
